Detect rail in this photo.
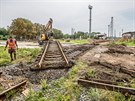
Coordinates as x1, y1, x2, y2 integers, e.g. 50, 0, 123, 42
38, 41, 49, 67
78, 78, 135, 95
56, 41, 69, 65
0, 80, 27, 99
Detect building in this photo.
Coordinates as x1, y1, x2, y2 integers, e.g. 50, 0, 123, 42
122, 31, 135, 39
95, 33, 107, 39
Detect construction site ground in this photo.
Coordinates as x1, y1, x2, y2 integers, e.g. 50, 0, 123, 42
0, 41, 135, 100
80, 44, 135, 83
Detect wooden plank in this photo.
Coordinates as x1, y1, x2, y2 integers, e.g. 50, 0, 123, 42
0, 80, 27, 99
78, 78, 135, 95
22, 88, 29, 97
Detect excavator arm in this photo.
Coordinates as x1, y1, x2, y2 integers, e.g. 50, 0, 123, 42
43, 18, 53, 35
39, 18, 53, 44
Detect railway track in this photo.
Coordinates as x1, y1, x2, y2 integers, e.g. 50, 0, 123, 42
0, 71, 27, 100
31, 41, 71, 70
78, 78, 135, 95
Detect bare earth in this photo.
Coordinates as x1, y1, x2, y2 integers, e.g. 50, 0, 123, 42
79, 44, 135, 82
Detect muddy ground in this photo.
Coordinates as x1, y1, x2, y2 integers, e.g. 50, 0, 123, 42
0, 44, 95, 84
80, 44, 135, 84
0, 43, 135, 100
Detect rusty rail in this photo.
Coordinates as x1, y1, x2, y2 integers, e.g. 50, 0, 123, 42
83, 77, 118, 85
78, 78, 135, 95
0, 80, 27, 99
38, 41, 49, 67
56, 41, 69, 65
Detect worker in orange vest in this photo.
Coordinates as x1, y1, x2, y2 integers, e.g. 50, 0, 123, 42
4, 36, 18, 61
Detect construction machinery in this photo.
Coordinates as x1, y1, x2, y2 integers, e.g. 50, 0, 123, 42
38, 18, 53, 45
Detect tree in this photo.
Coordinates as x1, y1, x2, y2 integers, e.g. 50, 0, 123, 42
34, 23, 44, 37
9, 18, 36, 40
0, 28, 9, 36
53, 28, 63, 39
63, 34, 70, 39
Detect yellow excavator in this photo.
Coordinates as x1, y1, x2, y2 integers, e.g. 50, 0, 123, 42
38, 18, 53, 45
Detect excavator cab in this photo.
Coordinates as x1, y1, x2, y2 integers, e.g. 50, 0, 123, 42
41, 34, 46, 41
38, 34, 46, 45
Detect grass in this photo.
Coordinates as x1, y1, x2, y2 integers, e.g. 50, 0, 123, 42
25, 61, 135, 101
59, 39, 90, 44
1, 43, 134, 100
25, 62, 87, 101
0, 46, 41, 66
115, 39, 135, 46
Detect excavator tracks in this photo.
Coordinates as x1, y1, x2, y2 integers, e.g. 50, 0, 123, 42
31, 41, 71, 70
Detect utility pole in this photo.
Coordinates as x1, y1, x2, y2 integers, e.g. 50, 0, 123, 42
71, 28, 75, 39
110, 17, 114, 39
119, 32, 121, 37
88, 5, 93, 38
71, 28, 74, 35
122, 29, 123, 34
114, 29, 116, 38
134, 33, 135, 44
108, 25, 110, 38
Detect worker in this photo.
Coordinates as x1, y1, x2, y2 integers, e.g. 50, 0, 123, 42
4, 36, 18, 61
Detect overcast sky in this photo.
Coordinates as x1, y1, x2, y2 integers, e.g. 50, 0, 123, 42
0, 0, 135, 36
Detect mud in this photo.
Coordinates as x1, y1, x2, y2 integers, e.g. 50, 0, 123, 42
0, 44, 95, 84
1, 63, 69, 84
64, 44, 95, 59
107, 44, 135, 54
80, 44, 135, 84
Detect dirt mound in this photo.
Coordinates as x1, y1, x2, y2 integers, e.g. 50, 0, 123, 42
107, 44, 135, 54
79, 44, 135, 86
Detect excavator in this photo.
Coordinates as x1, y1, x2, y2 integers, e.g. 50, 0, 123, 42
38, 18, 54, 45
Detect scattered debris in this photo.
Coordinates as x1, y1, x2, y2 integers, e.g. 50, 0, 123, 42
79, 44, 135, 95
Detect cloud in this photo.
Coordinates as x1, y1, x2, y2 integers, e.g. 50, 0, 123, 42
0, 0, 134, 36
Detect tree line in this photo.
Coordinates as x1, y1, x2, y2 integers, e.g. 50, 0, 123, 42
0, 18, 101, 40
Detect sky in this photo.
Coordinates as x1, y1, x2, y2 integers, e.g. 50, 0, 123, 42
0, 0, 135, 36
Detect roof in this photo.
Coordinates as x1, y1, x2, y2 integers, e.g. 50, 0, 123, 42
122, 31, 135, 36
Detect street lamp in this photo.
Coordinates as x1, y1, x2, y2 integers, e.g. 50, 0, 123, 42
88, 5, 93, 38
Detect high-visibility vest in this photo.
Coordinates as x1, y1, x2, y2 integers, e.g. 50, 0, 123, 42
7, 39, 16, 49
